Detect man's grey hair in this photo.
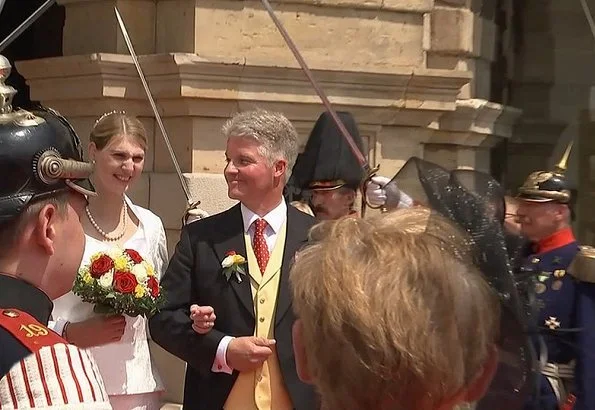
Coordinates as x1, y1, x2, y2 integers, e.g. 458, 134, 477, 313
222, 109, 299, 181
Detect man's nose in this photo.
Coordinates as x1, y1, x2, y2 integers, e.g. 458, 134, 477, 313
225, 161, 238, 173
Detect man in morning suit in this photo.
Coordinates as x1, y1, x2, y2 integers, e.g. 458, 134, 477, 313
149, 109, 317, 410
517, 144, 595, 410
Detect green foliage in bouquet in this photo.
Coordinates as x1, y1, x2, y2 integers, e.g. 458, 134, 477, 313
73, 248, 166, 317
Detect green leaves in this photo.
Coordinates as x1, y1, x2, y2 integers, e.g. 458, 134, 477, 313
221, 262, 247, 283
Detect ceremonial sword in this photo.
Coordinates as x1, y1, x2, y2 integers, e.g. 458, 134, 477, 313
0, 0, 56, 53
114, 7, 193, 204
258, 0, 379, 214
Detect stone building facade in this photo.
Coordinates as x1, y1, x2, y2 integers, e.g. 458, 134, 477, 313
2, 0, 595, 406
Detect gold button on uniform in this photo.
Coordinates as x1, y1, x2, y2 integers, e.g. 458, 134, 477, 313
260, 298, 265, 304
259, 317, 265, 322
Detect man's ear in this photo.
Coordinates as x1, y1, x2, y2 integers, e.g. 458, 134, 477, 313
292, 320, 314, 384
273, 159, 288, 179
35, 204, 61, 256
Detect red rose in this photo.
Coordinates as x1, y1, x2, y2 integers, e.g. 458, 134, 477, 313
147, 276, 160, 298
226, 250, 236, 256
125, 249, 143, 264
90, 255, 114, 279
113, 271, 138, 294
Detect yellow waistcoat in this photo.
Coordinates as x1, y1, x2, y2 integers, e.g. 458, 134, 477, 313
224, 222, 293, 410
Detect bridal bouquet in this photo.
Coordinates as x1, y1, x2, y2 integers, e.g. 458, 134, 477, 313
73, 248, 165, 317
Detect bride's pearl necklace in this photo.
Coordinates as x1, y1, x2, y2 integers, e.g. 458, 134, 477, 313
85, 201, 128, 242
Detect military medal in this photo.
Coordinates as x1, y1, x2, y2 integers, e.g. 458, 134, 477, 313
535, 283, 547, 294
552, 280, 563, 291
554, 269, 566, 278
538, 272, 550, 282
545, 316, 561, 330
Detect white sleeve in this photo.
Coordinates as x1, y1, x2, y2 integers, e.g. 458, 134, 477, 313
47, 318, 69, 336
211, 336, 234, 374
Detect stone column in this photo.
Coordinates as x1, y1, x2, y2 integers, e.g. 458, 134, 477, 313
423, 0, 523, 170
423, 99, 521, 173
426, 0, 497, 100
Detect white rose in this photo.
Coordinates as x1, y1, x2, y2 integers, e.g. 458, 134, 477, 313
107, 247, 124, 260
221, 255, 234, 268
132, 264, 148, 283
98, 269, 114, 289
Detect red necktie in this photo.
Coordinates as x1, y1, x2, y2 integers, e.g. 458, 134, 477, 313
253, 219, 270, 274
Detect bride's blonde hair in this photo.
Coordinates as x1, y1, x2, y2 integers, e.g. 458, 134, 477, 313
91, 111, 147, 151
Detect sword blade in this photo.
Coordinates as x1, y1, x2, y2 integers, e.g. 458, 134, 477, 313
0, 0, 56, 53
0, 0, 7, 17
259, 0, 369, 171
114, 7, 192, 202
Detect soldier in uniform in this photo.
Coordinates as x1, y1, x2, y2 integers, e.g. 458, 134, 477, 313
0, 56, 111, 408
286, 111, 365, 220
516, 145, 595, 410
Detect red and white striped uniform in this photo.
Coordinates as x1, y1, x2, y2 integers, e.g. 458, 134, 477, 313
0, 343, 111, 409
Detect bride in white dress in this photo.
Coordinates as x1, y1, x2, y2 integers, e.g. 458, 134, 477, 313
50, 111, 168, 410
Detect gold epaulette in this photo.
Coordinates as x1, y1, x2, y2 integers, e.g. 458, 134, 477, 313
569, 246, 595, 283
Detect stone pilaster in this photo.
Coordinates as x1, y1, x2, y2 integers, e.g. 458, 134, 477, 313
423, 99, 521, 173
426, 0, 498, 99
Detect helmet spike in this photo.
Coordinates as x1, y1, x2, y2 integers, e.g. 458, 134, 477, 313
554, 140, 574, 174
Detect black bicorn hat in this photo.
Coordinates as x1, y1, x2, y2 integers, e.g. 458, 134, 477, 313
0, 55, 95, 225
290, 111, 365, 191
517, 141, 574, 204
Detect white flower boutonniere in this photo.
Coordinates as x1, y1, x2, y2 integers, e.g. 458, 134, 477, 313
221, 250, 247, 283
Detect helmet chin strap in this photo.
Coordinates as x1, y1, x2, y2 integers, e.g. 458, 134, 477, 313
65, 180, 97, 197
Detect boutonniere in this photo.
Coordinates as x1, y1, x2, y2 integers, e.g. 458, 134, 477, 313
221, 251, 247, 283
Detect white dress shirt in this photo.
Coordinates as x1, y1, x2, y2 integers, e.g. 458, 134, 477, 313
211, 199, 288, 374
50, 197, 168, 396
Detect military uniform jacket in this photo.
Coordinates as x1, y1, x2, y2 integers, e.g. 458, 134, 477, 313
523, 228, 595, 410
0, 274, 111, 409
0, 275, 57, 377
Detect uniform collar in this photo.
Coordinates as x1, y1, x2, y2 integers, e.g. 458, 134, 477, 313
534, 227, 576, 254
0, 274, 53, 324
241, 199, 287, 234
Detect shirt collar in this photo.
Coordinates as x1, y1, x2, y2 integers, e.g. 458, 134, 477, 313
241, 199, 287, 234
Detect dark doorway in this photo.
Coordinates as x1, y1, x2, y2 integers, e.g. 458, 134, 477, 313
0, 0, 64, 109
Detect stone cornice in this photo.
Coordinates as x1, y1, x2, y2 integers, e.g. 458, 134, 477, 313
17, 53, 471, 120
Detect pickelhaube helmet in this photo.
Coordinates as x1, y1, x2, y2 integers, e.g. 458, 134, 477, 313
290, 111, 365, 192
0, 55, 95, 225
517, 141, 573, 203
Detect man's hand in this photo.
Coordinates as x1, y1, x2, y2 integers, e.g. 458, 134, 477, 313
64, 315, 126, 348
365, 176, 390, 207
190, 305, 216, 335
226, 336, 276, 372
